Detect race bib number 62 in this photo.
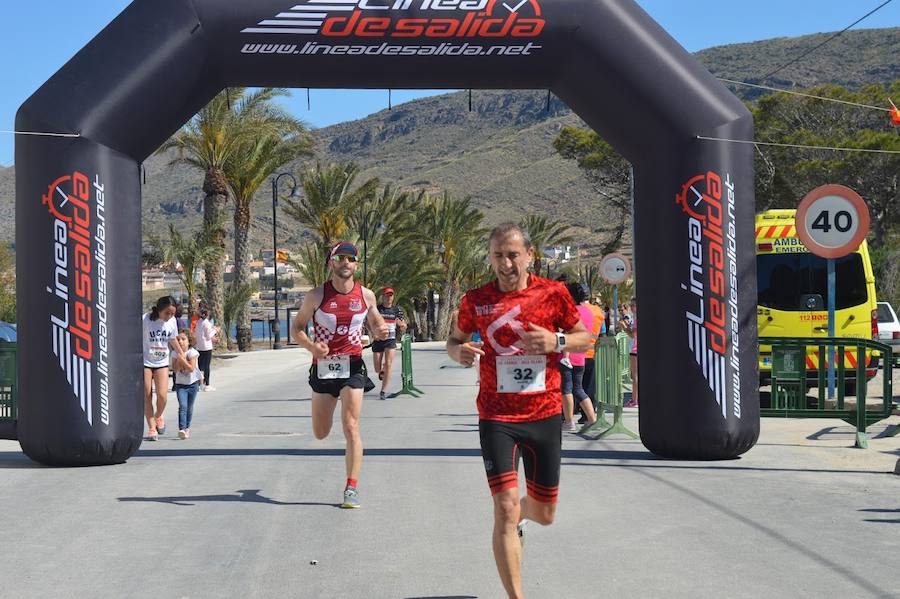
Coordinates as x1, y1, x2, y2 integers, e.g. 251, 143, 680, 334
317, 355, 350, 380
496, 355, 546, 394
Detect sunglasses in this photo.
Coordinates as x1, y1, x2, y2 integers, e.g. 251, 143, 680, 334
331, 254, 358, 263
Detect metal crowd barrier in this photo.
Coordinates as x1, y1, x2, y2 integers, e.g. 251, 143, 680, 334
581, 336, 637, 439
760, 336, 897, 448
0, 342, 17, 440
615, 332, 632, 387
396, 334, 423, 398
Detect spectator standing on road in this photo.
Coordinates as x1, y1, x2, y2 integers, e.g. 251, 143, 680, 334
195, 307, 218, 391
582, 297, 607, 411
142, 296, 185, 440
559, 282, 599, 432
172, 329, 202, 439
175, 303, 190, 332
624, 297, 639, 407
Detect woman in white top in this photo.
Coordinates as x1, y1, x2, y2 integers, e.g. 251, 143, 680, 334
195, 307, 218, 391
172, 329, 202, 439
142, 296, 185, 440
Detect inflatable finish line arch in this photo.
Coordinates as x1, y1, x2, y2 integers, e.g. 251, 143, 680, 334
15, 0, 759, 466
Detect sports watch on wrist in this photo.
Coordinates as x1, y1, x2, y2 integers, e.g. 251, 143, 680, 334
555, 332, 567, 353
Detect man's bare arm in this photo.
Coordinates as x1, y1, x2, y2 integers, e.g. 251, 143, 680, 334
363, 287, 389, 340
446, 322, 484, 367
291, 288, 329, 359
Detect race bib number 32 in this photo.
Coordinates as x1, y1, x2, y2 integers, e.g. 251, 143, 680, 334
317, 355, 350, 380
496, 355, 546, 394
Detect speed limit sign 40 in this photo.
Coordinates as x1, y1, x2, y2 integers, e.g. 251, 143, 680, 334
796, 184, 870, 259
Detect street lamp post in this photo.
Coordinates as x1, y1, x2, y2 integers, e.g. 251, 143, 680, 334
271, 172, 300, 350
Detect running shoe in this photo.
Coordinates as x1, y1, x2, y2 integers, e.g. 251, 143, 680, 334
563, 420, 578, 433
379, 391, 386, 400
178, 430, 187, 440
203, 385, 216, 392
184, 429, 191, 439
156, 418, 166, 435
341, 486, 361, 509
146, 429, 158, 442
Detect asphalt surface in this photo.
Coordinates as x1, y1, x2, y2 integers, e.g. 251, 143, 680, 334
1, 343, 898, 599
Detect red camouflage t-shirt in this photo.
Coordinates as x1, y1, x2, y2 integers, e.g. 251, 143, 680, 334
457, 276, 580, 423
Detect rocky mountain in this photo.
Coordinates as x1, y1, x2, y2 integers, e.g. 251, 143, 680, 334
2, 27, 898, 254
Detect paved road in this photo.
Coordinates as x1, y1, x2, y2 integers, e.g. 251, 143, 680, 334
1, 344, 898, 599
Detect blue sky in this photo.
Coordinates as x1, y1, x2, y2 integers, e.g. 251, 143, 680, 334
1, 0, 898, 166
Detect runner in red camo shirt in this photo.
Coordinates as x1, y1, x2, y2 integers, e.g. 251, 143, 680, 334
447, 223, 592, 599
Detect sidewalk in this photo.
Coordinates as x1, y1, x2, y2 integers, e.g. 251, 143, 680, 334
1, 343, 898, 598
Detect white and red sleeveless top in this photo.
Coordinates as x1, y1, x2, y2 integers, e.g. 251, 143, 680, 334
313, 281, 368, 361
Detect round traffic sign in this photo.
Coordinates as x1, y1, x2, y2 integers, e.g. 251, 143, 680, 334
599, 252, 631, 285
796, 185, 870, 259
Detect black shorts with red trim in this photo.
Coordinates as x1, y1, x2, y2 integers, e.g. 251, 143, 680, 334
309, 356, 374, 398
479, 415, 562, 504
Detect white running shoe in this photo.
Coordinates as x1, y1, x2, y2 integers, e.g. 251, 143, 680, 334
178, 430, 187, 440
203, 385, 216, 392
341, 486, 361, 509
563, 420, 578, 433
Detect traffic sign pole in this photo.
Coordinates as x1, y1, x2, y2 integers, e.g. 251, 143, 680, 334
599, 252, 631, 335
827, 258, 836, 399
613, 286, 619, 333
795, 184, 870, 401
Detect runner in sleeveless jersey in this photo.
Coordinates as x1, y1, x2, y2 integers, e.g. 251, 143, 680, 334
446, 223, 591, 599
371, 287, 407, 400
290, 242, 389, 509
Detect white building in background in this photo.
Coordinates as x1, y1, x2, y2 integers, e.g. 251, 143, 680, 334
544, 246, 572, 263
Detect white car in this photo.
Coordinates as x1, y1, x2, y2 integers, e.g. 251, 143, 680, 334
875, 302, 900, 348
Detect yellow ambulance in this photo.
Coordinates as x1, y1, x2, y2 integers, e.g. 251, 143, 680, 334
756, 209, 879, 395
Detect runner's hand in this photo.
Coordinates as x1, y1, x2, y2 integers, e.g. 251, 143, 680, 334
311, 341, 330, 360
374, 322, 390, 340
459, 341, 485, 367
521, 323, 556, 354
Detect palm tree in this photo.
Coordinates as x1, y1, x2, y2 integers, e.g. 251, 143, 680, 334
578, 262, 604, 299
422, 192, 488, 340
225, 114, 314, 351
159, 88, 295, 325
281, 162, 379, 253
292, 242, 329, 288
221, 280, 258, 350
520, 214, 575, 275
149, 220, 225, 316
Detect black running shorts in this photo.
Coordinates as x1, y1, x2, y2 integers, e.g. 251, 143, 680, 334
371, 339, 398, 353
479, 415, 562, 504
309, 356, 373, 398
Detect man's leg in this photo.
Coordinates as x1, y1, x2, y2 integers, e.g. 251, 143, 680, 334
492, 488, 525, 599
520, 494, 557, 526
520, 415, 561, 525
339, 386, 364, 481
311, 392, 339, 440
373, 351, 383, 379
381, 348, 395, 393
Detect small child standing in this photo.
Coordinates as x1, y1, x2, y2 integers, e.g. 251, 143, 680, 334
172, 330, 202, 439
